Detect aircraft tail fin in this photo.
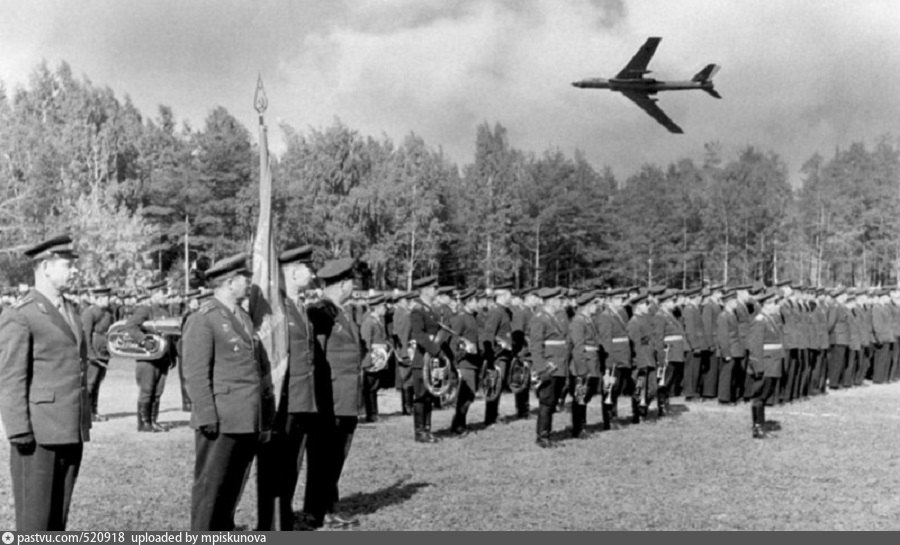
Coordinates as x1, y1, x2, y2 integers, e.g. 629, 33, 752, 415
692, 63, 720, 83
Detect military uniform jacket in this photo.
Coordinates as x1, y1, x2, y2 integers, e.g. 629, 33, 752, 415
627, 313, 656, 369
891, 303, 900, 340
716, 306, 744, 359
392, 306, 411, 364
861, 305, 874, 347
184, 297, 270, 433
408, 301, 445, 370
285, 299, 316, 414
360, 312, 388, 371
449, 310, 481, 371
682, 303, 703, 352
308, 299, 362, 417
736, 301, 752, 351
568, 313, 601, 378
81, 304, 113, 363
482, 305, 513, 357
813, 304, 829, 349
700, 300, 720, 351
528, 310, 569, 377
830, 304, 850, 346
0, 289, 91, 444
747, 312, 784, 378
847, 307, 862, 351
871, 302, 892, 345
660, 309, 687, 362
597, 306, 631, 368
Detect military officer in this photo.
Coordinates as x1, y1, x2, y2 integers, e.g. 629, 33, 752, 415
681, 288, 704, 400
0, 235, 91, 530
715, 290, 743, 404
81, 286, 114, 422
124, 280, 176, 432
568, 291, 602, 437
627, 291, 659, 421
746, 290, 784, 439
698, 286, 722, 400
481, 283, 527, 425
257, 245, 318, 531
184, 253, 270, 531
304, 258, 363, 529
405, 275, 450, 443
448, 288, 481, 435
528, 287, 570, 447
391, 291, 414, 415
658, 292, 688, 415
595, 288, 633, 426
359, 292, 389, 423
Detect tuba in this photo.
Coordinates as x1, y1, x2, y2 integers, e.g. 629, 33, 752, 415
106, 318, 181, 360
365, 343, 390, 373
507, 356, 532, 394
423, 353, 456, 398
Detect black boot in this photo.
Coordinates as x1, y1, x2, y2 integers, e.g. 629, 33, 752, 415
484, 398, 498, 427
403, 388, 414, 415
657, 391, 667, 418
571, 404, 589, 438
515, 390, 530, 419
601, 404, 612, 430
137, 402, 152, 432
631, 398, 641, 424
422, 404, 439, 443
414, 403, 437, 443
752, 405, 766, 439
150, 400, 167, 432
535, 405, 554, 448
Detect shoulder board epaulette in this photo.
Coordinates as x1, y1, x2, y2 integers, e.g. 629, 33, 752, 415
12, 295, 34, 310
199, 301, 217, 314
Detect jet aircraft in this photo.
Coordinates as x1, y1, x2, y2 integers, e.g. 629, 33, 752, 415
572, 37, 720, 133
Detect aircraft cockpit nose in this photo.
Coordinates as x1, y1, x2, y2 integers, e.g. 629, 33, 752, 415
571, 81, 584, 88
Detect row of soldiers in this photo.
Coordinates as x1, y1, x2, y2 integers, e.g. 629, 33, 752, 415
337, 280, 900, 446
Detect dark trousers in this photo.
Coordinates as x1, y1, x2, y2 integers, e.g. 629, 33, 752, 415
717, 356, 738, 403
698, 351, 718, 398
303, 415, 357, 520
535, 377, 567, 440
608, 366, 634, 412
257, 412, 316, 530
827, 345, 847, 389
667, 360, 685, 397
451, 368, 478, 432
361, 371, 380, 420
891, 340, 900, 382
872, 343, 891, 384
135, 359, 168, 406
750, 375, 778, 426
683, 351, 701, 399
191, 432, 257, 531
791, 349, 808, 400
779, 350, 797, 403
10, 442, 83, 530
807, 349, 821, 395
843, 349, 859, 387
483, 358, 529, 424
86, 362, 107, 414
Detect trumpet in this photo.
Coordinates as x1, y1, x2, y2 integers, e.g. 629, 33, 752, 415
573, 375, 588, 405
658, 343, 670, 387
637, 374, 648, 408
602, 368, 616, 405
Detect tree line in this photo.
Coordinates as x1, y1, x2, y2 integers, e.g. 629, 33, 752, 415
2, 61, 899, 291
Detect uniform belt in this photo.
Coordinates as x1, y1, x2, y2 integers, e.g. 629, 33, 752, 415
612, 337, 629, 343
763, 343, 783, 351
584, 346, 599, 352
664, 335, 683, 342
544, 340, 567, 346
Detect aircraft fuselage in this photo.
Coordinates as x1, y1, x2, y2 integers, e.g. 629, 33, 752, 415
572, 78, 711, 93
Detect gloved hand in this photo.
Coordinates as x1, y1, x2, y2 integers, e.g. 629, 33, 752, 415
9, 432, 36, 455
199, 423, 219, 439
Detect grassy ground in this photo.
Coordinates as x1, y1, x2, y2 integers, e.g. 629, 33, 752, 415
1, 359, 899, 530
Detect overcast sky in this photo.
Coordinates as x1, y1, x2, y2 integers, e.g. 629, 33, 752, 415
1, 0, 898, 185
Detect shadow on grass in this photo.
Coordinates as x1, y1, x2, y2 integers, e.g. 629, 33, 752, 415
160, 420, 191, 431
101, 411, 136, 419
334, 478, 432, 516
763, 419, 782, 432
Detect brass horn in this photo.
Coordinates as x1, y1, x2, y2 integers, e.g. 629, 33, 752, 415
507, 356, 532, 394
106, 318, 181, 360
423, 353, 456, 398
365, 343, 391, 373
480, 359, 504, 402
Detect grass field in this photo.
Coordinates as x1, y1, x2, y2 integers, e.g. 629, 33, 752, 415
1, 359, 899, 531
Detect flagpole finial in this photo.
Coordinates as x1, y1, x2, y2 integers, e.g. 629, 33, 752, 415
254, 74, 268, 115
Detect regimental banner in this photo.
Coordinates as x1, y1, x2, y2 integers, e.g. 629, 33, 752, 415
248, 76, 288, 418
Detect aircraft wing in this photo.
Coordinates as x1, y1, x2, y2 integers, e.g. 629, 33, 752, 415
620, 91, 684, 134
615, 37, 661, 79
